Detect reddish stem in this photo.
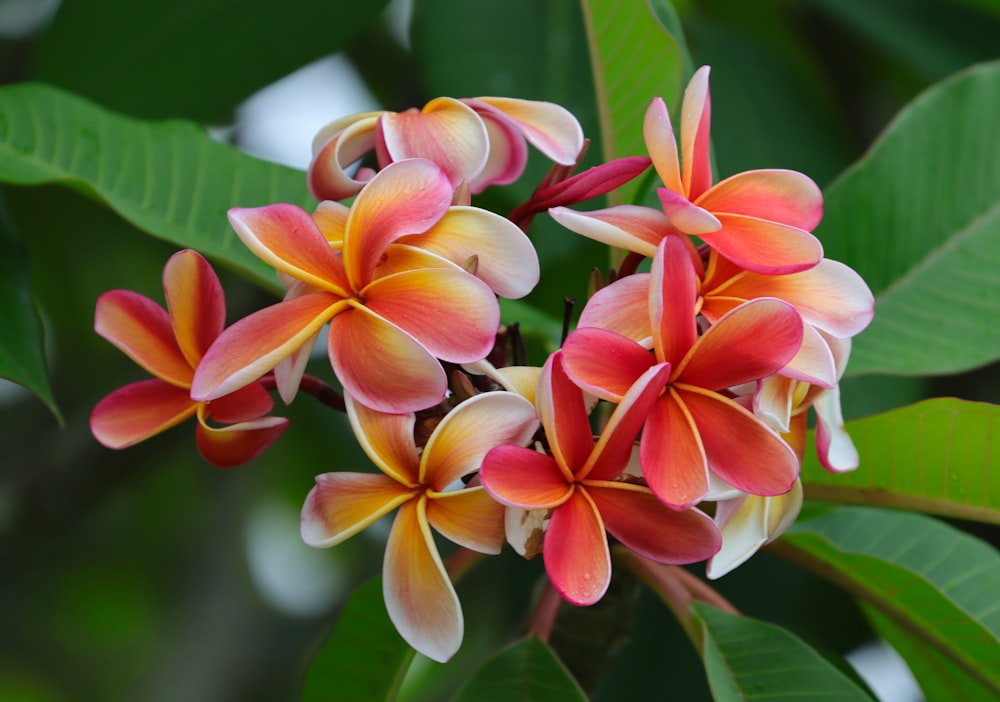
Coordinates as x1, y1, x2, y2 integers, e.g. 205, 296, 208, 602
527, 581, 564, 644
259, 373, 346, 412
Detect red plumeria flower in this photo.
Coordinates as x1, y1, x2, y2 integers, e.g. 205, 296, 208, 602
479, 352, 721, 606
561, 237, 804, 509
300, 391, 539, 662
551, 66, 824, 275
309, 96, 584, 201
191, 159, 518, 414
90, 250, 289, 467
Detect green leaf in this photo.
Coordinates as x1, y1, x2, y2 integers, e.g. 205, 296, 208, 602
776, 506, 1000, 696
30, 0, 390, 121
819, 60, 1000, 376
693, 603, 875, 701
452, 636, 587, 702
301, 576, 415, 702
0, 194, 60, 421
800, 398, 1000, 524
579, 0, 685, 204
0, 82, 312, 292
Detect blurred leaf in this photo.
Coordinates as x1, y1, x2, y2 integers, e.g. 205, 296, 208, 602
0, 82, 311, 292
579, 0, 684, 204
0, 194, 59, 421
861, 603, 996, 701
776, 506, 1000, 696
693, 603, 874, 700
29, 0, 391, 121
819, 61, 1000, 376
301, 576, 414, 702
452, 636, 586, 702
800, 398, 1000, 524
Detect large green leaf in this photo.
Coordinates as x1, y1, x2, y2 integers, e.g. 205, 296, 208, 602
800, 398, 1000, 524
452, 636, 587, 702
0, 195, 59, 420
579, 0, 684, 204
693, 603, 874, 700
0, 82, 311, 292
819, 61, 1000, 376
775, 506, 1000, 696
30, 0, 391, 121
301, 576, 414, 702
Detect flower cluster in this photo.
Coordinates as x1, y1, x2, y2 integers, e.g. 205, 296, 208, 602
91, 66, 873, 662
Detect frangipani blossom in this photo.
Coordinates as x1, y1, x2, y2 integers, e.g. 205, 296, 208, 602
550, 66, 824, 275
562, 237, 803, 509
479, 352, 721, 606
90, 250, 288, 467
309, 96, 584, 201
191, 159, 509, 414
301, 391, 539, 662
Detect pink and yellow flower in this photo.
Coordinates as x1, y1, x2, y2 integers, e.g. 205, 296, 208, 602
479, 352, 721, 606
191, 159, 526, 414
309, 96, 584, 201
300, 391, 539, 662
90, 250, 289, 467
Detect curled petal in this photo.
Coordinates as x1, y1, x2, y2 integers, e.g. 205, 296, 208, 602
782, 322, 837, 388
162, 250, 225, 367
544, 489, 610, 606
422, 391, 539, 489
272, 330, 319, 405
383, 499, 463, 663
301, 471, 414, 547
480, 445, 572, 510
426, 487, 506, 554
586, 482, 721, 564
814, 385, 859, 473
465, 104, 528, 191
311, 200, 350, 246
680, 65, 713, 200
194, 412, 289, 468
640, 391, 709, 510
561, 328, 655, 403
328, 305, 447, 413
657, 187, 721, 235
95, 290, 192, 387
577, 273, 652, 343
380, 98, 489, 188
549, 205, 673, 258
701, 214, 822, 275
644, 97, 682, 194
191, 293, 345, 401
90, 379, 196, 449
697, 169, 823, 232
346, 395, 421, 485
754, 374, 797, 434
308, 113, 381, 201
468, 97, 584, 166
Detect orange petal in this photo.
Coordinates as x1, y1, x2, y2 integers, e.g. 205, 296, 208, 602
345, 394, 421, 485
422, 391, 539, 489
95, 290, 193, 387
650, 236, 700, 368
680, 65, 713, 200
327, 305, 447, 413
696, 169, 823, 232
544, 488, 610, 606
300, 471, 414, 547
657, 187, 722, 235
479, 445, 572, 509
311, 200, 350, 247
207, 380, 274, 423
307, 112, 381, 201
468, 97, 584, 166
191, 293, 344, 401
538, 353, 597, 477
383, 499, 464, 663
426, 486, 506, 554
162, 250, 225, 368
577, 273, 652, 343
90, 379, 197, 449
561, 327, 654, 402
640, 391, 709, 510
194, 412, 289, 468
644, 97, 683, 195
701, 214, 822, 275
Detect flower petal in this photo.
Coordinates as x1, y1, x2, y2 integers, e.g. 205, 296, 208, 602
194, 413, 289, 468
162, 250, 225, 368
644, 97, 683, 195
651, 236, 700, 368
538, 352, 599, 476
754, 374, 797, 434
301, 471, 414, 547
191, 293, 344, 401
328, 305, 447, 413
422, 391, 539, 489
697, 169, 823, 232
464, 103, 528, 191
206, 380, 274, 423
701, 214, 823, 275
639, 391, 709, 510
782, 322, 837, 388
513, 157, 652, 220
398, 206, 540, 299
346, 394, 421, 485
544, 488, 610, 606
95, 290, 192, 387
228, 205, 351, 294
272, 330, 319, 405
469, 97, 584, 165
586, 482, 721, 564
680, 65, 713, 200
577, 273, 652, 342
383, 498, 463, 663
480, 445, 572, 509
90, 379, 197, 449
679, 386, 800, 496
814, 384, 859, 473
426, 486, 506, 554
343, 158, 455, 288
362, 268, 499, 363
307, 113, 381, 201
548, 205, 672, 258
657, 187, 721, 235
561, 328, 654, 403
311, 200, 350, 247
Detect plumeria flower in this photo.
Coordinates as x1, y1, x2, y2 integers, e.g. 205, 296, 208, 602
90, 250, 289, 467
309, 96, 584, 201
561, 236, 804, 509
550, 66, 824, 275
191, 159, 523, 414
300, 391, 539, 662
479, 352, 722, 606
